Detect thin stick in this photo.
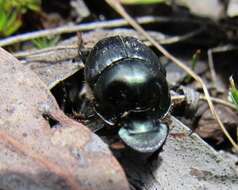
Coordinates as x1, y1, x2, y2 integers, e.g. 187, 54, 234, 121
0, 16, 201, 47
171, 95, 237, 110
13, 28, 202, 59
13, 45, 78, 58
207, 49, 217, 89
105, 0, 238, 151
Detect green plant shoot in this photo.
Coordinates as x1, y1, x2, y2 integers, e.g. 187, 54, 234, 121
184, 49, 200, 83
0, 0, 41, 37
229, 76, 238, 110
32, 35, 60, 49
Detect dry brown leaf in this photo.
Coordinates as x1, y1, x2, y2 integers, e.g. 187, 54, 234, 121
196, 104, 238, 146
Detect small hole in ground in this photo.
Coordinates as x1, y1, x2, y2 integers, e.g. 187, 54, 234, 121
51, 70, 85, 115
50, 69, 98, 129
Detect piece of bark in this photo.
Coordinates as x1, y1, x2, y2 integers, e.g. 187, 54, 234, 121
0, 47, 129, 190
27, 59, 83, 89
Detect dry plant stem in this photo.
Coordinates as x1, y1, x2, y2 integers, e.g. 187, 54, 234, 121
0, 17, 153, 47
13, 45, 78, 58
207, 49, 217, 89
171, 95, 237, 110
159, 28, 203, 44
0, 16, 200, 47
105, 0, 238, 151
13, 28, 202, 59
211, 44, 238, 53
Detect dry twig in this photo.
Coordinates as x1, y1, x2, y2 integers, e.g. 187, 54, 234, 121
207, 49, 217, 89
172, 95, 237, 110
105, 0, 238, 151
13, 45, 78, 58
13, 28, 202, 60
0, 16, 202, 47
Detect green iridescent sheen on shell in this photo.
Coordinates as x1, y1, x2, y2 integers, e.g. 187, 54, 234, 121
85, 36, 171, 153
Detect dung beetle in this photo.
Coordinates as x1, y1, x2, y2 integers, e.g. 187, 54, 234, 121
84, 36, 171, 153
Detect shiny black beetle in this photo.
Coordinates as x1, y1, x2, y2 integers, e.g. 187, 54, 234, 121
84, 36, 171, 153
